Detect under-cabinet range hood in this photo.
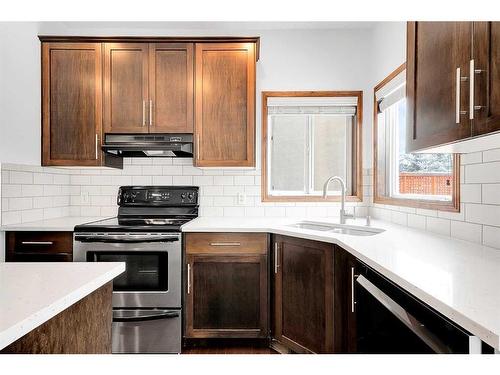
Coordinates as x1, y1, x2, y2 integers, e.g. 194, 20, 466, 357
102, 134, 193, 158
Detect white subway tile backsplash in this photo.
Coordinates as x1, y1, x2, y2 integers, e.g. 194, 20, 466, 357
9, 197, 32, 210
465, 203, 500, 226
426, 217, 451, 237
33, 173, 53, 184
461, 152, 482, 165
482, 149, 500, 162
234, 176, 255, 185
141, 166, 163, 175
483, 225, 500, 248
481, 184, 500, 205
465, 162, 500, 183
10, 171, 33, 184
173, 176, 193, 185
152, 176, 174, 185
162, 166, 183, 175
450, 221, 482, 244
461, 184, 482, 203
407, 214, 426, 230
21, 185, 44, 197
214, 176, 234, 185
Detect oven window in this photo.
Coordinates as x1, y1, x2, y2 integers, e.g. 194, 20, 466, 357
88, 252, 168, 292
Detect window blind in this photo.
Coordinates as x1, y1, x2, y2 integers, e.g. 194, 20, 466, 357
267, 96, 357, 115
376, 69, 406, 112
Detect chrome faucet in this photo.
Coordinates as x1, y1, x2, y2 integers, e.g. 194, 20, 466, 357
322, 176, 354, 224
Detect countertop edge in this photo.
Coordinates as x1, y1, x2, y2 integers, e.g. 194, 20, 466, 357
0, 263, 125, 350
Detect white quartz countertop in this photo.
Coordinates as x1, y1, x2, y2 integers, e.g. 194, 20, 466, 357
0, 262, 125, 349
182, 217, 500, 350
0, 217, 106, 232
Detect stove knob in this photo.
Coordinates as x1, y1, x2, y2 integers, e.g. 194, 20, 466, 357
181, 193, 186, 199
188, 193, 194, 200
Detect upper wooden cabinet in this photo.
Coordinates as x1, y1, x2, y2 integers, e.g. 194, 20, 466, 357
103, 43, 149, 133
194, 43, 256, 167
103, 43, 194, 134
149, 43, 194, 133
42, 43, 103, 166
40, 37, 258, 167
471, 22, 500, 137
407, 22, 500, 153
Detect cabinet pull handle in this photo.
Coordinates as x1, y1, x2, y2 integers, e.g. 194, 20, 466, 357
142, 100, 147, 127
149, 99, 153, 126
21, 241, 54, 245
95, 134, 99, 160
456, 68, 461, 124
351, 266, 356, 313
274, 242, 280, 274
209, 242, 241, 246
469, 59, 475, 120
187, 263, 191, 295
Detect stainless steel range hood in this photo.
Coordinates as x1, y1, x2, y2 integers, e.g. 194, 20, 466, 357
102, 134, 193, 158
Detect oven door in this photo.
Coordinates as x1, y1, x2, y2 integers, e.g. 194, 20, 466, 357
112, 309, 181, 354
73, 233, 181, 308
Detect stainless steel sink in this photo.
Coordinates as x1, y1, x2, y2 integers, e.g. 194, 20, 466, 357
288, 221, 385, 236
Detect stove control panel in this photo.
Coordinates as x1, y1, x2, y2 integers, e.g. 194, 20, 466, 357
118, 186, 199, 206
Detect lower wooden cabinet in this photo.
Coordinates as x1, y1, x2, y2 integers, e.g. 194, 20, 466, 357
272, 235, 334, 353
6, 231, 73, 262
184, 233, 269, 338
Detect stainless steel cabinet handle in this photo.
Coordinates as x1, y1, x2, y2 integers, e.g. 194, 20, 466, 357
149, 99, 153, 126
274, 242, 280, 274
469, 59, 475, 120
95, 134, 99, 160
142, 100, 146, 127
209, 242, 241, 246
21, 241, 54, 245
351, 266, 356, 313
187, 264, 191, 295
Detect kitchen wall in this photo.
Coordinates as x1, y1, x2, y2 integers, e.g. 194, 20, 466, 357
367, 22, 500, 249
1, 160, 371, 224
2, 21, 500, 252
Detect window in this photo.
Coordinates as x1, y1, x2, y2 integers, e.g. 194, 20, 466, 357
262, 91, 362, 202
373, 64, 460, 211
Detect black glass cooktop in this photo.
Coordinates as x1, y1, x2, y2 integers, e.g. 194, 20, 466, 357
74, 217, 193, 233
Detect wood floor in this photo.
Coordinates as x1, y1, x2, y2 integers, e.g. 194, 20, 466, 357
183, 346, 278, 354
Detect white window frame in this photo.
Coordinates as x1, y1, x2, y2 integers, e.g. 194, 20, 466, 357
267, 113, 353, 197
380, 98, 453, 202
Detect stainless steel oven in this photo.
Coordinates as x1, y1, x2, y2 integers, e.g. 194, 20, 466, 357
73, 231, 182, 353
74, 232, 181, 308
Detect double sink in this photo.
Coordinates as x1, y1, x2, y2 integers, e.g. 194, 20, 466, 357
288, 221, 385, 236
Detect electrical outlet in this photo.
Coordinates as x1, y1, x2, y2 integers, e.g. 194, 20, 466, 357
81, 191, 90, 204
237, 192, 247, 205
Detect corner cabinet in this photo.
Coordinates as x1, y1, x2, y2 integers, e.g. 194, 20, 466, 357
184, 233, 269, 339
406, 22, 500, 153
272, 235, 334, 353
194, 43, 256, 167
42, 43, 103, 166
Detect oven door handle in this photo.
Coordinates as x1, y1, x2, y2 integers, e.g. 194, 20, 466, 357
356, 274, 454, 354
113, 310, 180, 322
74, 235, 179, 243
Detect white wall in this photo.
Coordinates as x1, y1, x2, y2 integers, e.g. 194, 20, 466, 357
0, 22, 375, 168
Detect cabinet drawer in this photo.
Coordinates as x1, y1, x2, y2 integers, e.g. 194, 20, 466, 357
185, 233, 267, 254
6, 231, 73, 262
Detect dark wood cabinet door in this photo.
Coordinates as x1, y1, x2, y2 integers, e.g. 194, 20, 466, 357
406, 22, 472, 152
194, 43, 256, 167
472, 22, 500, 136
333, 246, 357, 353
42, 43, 102, 166
273, 235, 334, 353
149, 43, 194, 133
6, 231, 73, 262
185, 253, 268, 338
103, 43, 149, 134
